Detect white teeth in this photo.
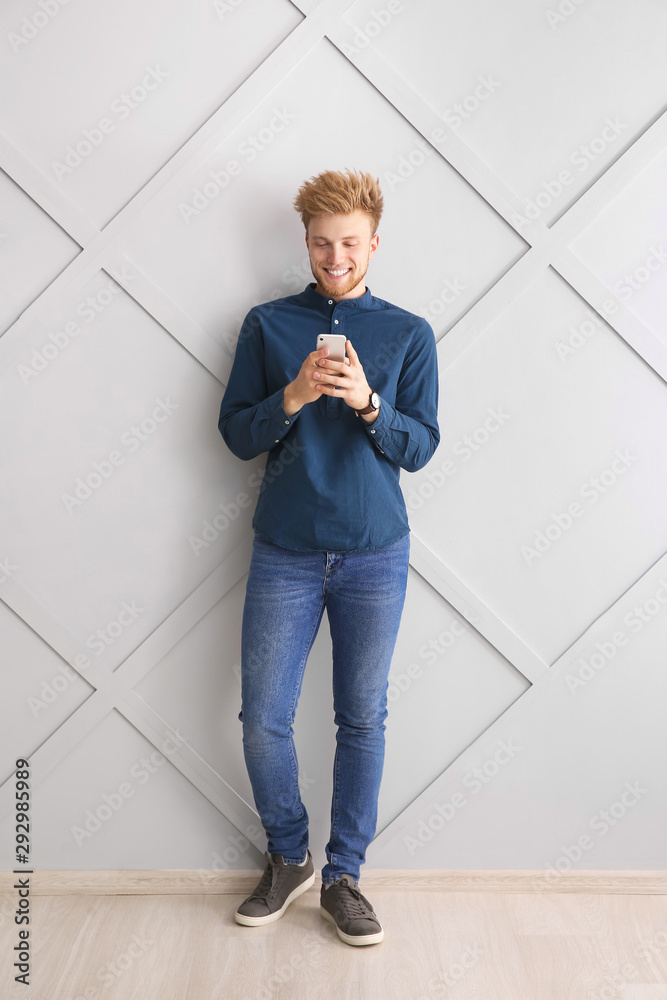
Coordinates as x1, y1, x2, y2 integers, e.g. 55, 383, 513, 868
326, 269, 349, 276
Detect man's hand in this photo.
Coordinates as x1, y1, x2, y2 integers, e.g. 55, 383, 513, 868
312, 340, 374, 413
283, 346, 351, 415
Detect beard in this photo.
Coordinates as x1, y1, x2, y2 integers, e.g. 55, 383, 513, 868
310, 257, 370, 298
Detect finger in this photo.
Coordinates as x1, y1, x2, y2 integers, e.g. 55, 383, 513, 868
345, 340, 358, 362
319, 355, 350, 369
314, 365, 344, 380
318, 371, 346, 385
317, 367, 347, 385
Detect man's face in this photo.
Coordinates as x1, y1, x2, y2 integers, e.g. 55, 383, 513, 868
305, 208, 379, 300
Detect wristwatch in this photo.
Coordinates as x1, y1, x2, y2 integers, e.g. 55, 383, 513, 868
355, 390, 380, 417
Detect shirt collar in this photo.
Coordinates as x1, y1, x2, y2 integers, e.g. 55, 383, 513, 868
301, 282, 375, 312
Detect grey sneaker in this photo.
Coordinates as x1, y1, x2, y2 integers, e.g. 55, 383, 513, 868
235, 849, 314, 926
320, 874, 384, 945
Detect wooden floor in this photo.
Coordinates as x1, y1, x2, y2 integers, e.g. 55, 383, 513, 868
2, 881, 667, 999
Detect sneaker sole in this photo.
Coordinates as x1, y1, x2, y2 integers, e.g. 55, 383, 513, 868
235, 871, 315, 926
320, 906, 384, 945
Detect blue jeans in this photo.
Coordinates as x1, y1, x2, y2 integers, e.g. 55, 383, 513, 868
238, 531, 410, 884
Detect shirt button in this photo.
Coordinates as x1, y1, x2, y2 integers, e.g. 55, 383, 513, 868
284, 419, 290, 424
334, 319, 339, 325
328, 300, 333, 305
370, 429, 375, 434
274, 439, 279, 443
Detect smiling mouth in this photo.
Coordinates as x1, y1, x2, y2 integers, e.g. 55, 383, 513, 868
325, 268, 351, 278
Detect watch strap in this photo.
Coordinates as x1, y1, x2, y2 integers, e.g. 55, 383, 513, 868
356, 390, 378, 416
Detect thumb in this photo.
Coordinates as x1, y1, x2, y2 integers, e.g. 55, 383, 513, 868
345, 339, 358, 364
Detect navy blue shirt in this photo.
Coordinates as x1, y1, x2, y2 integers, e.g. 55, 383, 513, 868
217, 282, 439, 552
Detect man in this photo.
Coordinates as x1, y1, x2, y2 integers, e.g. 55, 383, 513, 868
217, 168, 439, 945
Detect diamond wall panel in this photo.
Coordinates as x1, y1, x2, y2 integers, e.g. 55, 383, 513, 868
0, 603, 94, 786
369, 556, 667, 870
406, 268, 667, 664
0, 0, 302, 227
1, 0, 666, 874
0, 169, 79, 335
379, 569, 530, 830
118, 37, 526, 373
570, 145, 667, 344
348, 0, 667, 227
1, 274, 257, 667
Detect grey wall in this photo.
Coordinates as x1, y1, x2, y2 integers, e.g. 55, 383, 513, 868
1, 0, 666, 876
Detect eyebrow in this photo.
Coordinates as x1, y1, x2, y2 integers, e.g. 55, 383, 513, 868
311, 235, 361, 240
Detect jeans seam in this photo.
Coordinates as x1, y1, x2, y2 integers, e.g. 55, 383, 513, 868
286, 594, 326, 821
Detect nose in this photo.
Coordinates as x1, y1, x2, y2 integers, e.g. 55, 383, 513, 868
326, 247, 346, 264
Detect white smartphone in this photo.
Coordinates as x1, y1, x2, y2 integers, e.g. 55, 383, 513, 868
316, 333, 346, 362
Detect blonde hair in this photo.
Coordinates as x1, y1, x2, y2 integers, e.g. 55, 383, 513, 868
293, 168, 383, 235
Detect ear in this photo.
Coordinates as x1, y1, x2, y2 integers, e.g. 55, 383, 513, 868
369, 233, 379, 257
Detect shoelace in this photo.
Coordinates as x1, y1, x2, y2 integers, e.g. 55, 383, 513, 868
247, 854, 288, 902
330, 877, 375, 919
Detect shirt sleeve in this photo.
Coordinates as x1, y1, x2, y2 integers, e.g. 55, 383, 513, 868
217, 309, 301, 461
362, 320, 440, 473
